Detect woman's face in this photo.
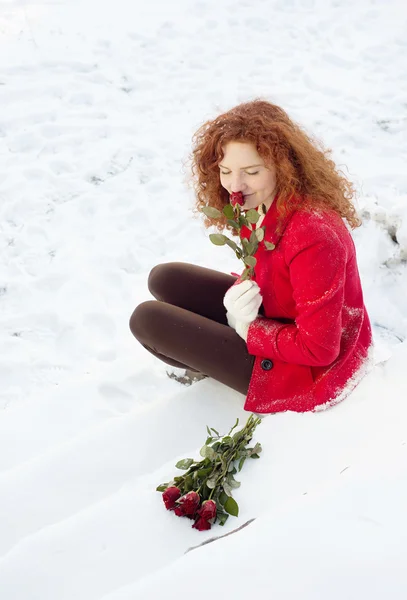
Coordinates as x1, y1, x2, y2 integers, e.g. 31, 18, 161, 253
219, 141, 277, 211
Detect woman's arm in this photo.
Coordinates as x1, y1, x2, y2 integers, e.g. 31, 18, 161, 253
247, 215, 348, 367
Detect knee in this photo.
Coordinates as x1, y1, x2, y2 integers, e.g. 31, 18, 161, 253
148, 262, 184, 299
129, 301, 157, 342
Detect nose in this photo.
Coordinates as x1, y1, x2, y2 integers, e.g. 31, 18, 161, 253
230, 173, 245, 193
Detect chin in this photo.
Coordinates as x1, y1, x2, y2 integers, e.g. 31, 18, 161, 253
243, 199, 259, 210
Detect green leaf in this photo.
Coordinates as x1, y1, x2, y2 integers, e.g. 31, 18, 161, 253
265, 241, 276, 251
254, 442, 262, 454
210, 427, 220, 437
238, 216, 248, 228
240, 268, 251, 281
224, 496, 239, 517
249, 236, 260, 253
244, 256, 257, 267
206, 425, 212, 436
200, 445, 216, 460
197, 467, 212, 478
227, 219, 240, 230
246, 209, 260, 224
251, 453, 260, 459
205, 436, 213, 445
209, 233, 227, 246
245, 241, 255, 256
184, 475, 194, 491
219, 491, 229, 505
223, 481, 233, 497
227, 475, 241, 489
238, 457, 246, 471
235, 247, 243, 259
156, 483, 168, 492
223, 204, 235, 219
249, 231, 260, 251
248, 442, 262, 456
175, 458, 194, 470
206, 476, 218, 489
241, 237, 250, 249
255, 228, 264, 242
217, 512, 229, 526
225, 238, 239, 252
202, 206, 222, 219
202, 484, 211, 500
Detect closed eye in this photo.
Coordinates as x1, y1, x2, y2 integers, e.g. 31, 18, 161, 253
220, 171, 259, 176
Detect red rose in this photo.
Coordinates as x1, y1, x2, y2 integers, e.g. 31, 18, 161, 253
174, 507, 194, 519
174, 491, 200, 517
192, 517, 212, 531
197, 500, 217, 521
230, 191, 244, 207
192, 500, 217, 530
162, 486, 181, 510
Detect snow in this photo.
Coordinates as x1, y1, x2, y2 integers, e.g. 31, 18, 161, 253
0, 0, 407, 598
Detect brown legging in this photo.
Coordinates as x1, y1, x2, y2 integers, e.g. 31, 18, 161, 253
129, 262, 255, 395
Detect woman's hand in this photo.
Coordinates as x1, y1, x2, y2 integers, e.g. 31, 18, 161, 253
223, 280, 263, 323
227, 315, 251, 341
224, 280, 262, 341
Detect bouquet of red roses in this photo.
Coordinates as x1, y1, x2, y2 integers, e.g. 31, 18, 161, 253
157, 414, 262, 531
201, 191, 275, 281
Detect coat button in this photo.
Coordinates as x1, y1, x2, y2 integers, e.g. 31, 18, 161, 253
261, 359, 273, 371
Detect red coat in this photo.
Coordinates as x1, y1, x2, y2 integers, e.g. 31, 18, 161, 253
238, 199, 372, 414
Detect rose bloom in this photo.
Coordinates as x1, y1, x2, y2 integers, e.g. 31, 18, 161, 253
192, 500, 217, 531
197, 500, 217, 521
174, 491, 200, 517
162, 486, 181, 510
230, 191, 244, 207
192, 517, 212, 531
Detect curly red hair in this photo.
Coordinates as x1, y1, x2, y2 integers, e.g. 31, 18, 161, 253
189, 99, 360, 233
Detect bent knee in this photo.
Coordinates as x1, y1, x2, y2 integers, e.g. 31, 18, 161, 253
129, 301, 158, 341
148, 262, 187, 298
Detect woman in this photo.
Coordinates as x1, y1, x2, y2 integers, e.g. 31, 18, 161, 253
129, 99, 373, 413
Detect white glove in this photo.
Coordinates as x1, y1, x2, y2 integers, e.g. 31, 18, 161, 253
226, 311, 251, 341
226, 310, 237, 329
223, 280, 263, 323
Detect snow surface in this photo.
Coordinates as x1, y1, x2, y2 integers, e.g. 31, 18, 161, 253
0, 0, 407, 598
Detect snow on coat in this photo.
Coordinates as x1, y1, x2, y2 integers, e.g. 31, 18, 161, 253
238, 198, 373, 413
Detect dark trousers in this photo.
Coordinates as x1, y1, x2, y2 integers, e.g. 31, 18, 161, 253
129, 262, 255, 395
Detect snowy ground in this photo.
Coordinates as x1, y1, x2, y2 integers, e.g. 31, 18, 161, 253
0, 0, 407, 598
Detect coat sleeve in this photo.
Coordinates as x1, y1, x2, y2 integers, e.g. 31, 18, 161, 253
246, 214, 348, 367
